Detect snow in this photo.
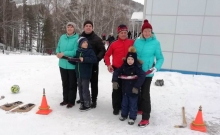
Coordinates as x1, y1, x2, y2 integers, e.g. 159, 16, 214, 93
0, 53, 220, 135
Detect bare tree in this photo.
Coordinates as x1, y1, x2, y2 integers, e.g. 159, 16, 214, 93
0, 0, 143, 53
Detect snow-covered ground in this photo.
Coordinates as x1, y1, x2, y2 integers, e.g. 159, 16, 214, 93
0, 53, 220, 135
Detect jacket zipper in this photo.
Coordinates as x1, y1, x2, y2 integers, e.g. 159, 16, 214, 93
140, 40, 150, 70
78, 52, 82, 78
123, 40, 126, 58
66, 37, 69, 68
140, 40, 146, 58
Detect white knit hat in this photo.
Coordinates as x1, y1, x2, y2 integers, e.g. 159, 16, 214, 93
66, 22, 76, 28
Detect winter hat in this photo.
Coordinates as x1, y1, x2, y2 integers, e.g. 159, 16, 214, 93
141, 19, 152, 32
83, 20, 93, 27
126, 46, 137, 64
66, 22, 76, 28
78, 37, 88, 47
117, 24, 128, 33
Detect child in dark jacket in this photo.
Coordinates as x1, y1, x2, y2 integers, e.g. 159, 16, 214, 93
112, 46, 145, 125
69, 37, 97, 111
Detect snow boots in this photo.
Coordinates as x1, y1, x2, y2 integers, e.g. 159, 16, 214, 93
60, 101, 68, 106
138, 120, 149, 127
128, 119, 135, 125
119, 116, 127, 121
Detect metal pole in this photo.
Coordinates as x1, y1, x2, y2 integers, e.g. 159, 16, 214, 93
137, 22, 139, 37
132, 20, 135, 39
143, 0, 147, 21
12, 28, 15, 51
3, 0, 7, 46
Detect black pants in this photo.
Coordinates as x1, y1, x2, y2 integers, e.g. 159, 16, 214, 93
112, 78, 122, 111
138, 77, 152, 120
90, 63, 99, 103
59, 68, 77, 104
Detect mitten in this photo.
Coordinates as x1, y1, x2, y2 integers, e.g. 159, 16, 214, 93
112, 82, 119, 90
132, 87, 138, 94
149, 67, 157, 75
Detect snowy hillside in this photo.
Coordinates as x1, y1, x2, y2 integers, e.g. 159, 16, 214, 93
0, 53, 220, 135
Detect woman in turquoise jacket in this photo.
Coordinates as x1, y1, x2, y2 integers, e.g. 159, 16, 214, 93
134, 20, 164, 127
56, 22, 79, 108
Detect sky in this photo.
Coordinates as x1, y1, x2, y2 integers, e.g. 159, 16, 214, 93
132, 0, 144, 5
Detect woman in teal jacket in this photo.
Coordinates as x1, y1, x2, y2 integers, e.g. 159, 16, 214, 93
56, 22, 79, 108
134, 20, 164, 127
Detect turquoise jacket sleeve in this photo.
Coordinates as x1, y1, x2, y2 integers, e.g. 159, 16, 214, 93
154, 42, 164, 70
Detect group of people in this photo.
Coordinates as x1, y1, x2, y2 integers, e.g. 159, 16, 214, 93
56, 21, 105, 110
127, 31, 141, 39
101, 33, 115, 45
56, 19, 164, 127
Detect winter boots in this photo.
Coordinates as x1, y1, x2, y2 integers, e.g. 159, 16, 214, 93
79, 101, 91, 112
119, 116, 135, 125
67, 104, 74, 108
113, 109, 120, 115
77, 100, 97, 108
60, 101, 74, 108
76, 100, 81, 104
138, 120, 149, 127
91, 102, 97, 108
60, 101, 68, 106
128, 119, 135, 125
119, 116, 127, 121
79, 105, 91, 112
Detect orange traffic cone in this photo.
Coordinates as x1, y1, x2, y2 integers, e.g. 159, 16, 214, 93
190, 106, 206, 132
36, 88, 52, 115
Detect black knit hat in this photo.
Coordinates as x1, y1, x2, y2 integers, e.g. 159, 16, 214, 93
126, 46, 137, 64
83, 20, 93, 27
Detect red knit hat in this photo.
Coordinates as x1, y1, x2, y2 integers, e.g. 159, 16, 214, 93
141, 19, 152, 32
117, 24, 128, 33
